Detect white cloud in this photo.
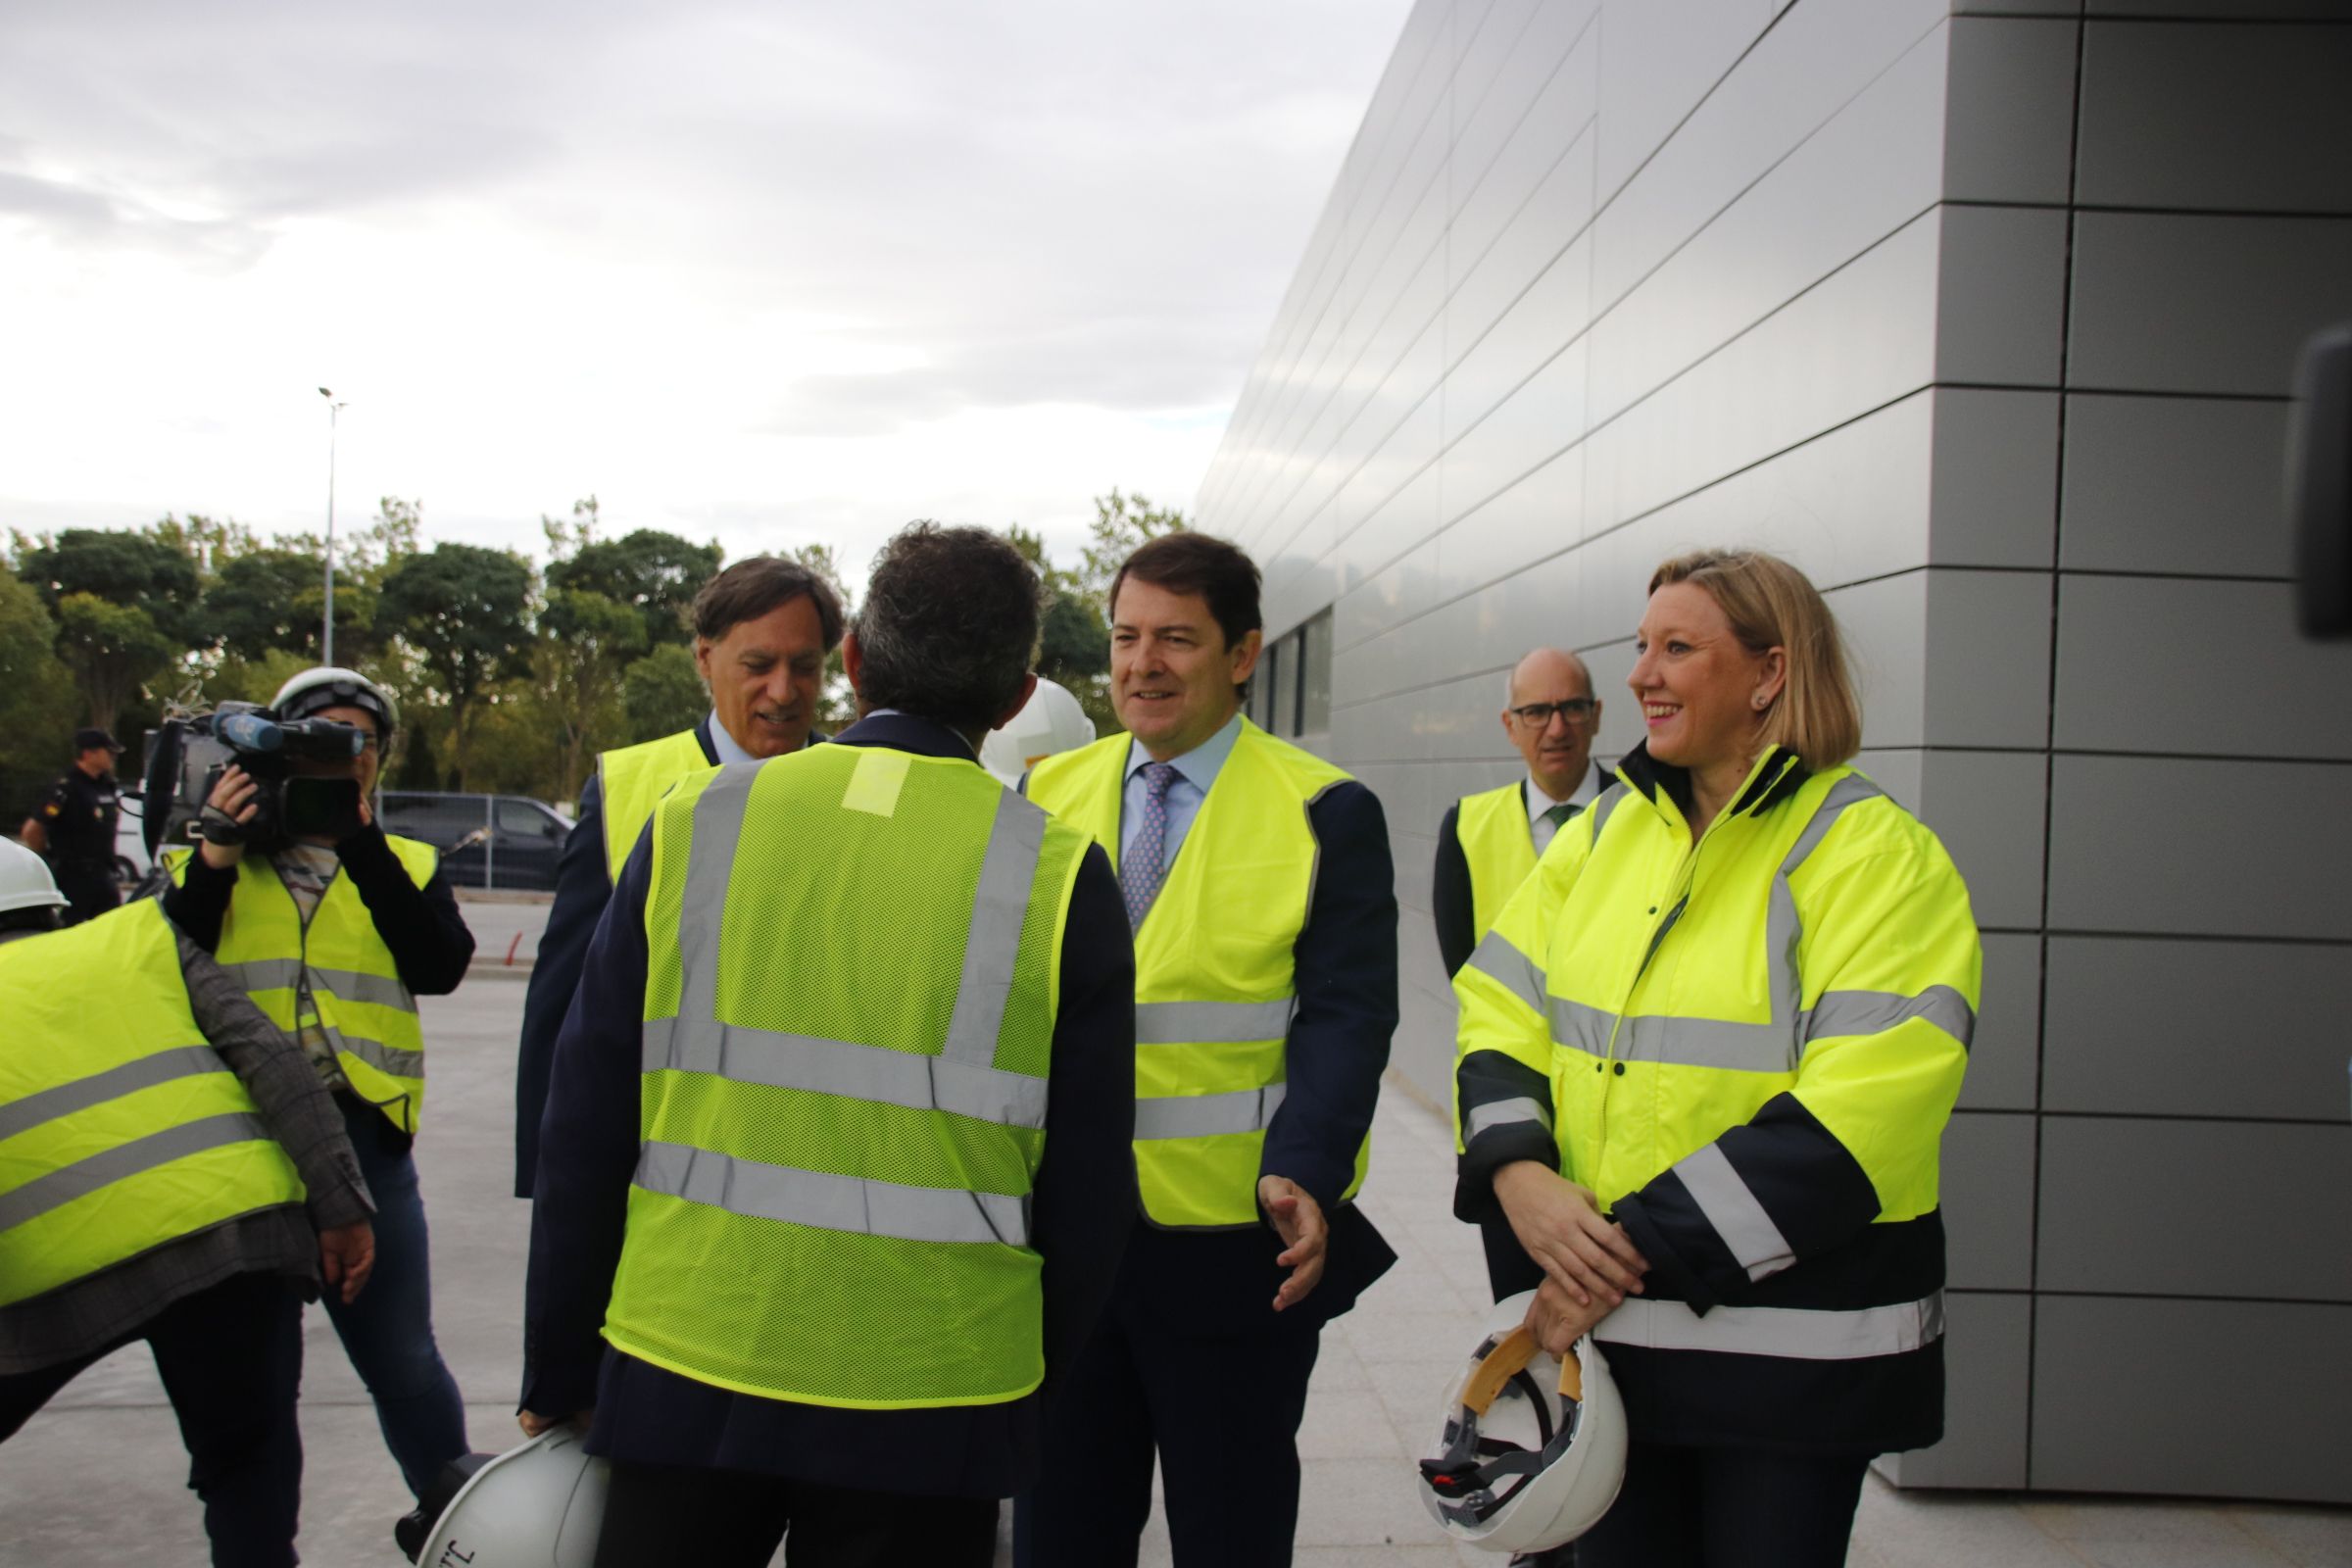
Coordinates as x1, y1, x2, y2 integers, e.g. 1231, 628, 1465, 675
0, 0, 1410, 575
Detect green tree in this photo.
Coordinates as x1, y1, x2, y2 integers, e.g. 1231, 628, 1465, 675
378, 543, 533, 788
622, 643, 708, 744
17, 526, 203, 645
205, 548, 328, 662
544, 504, 723, 651
537, 588, 648, 800
0, 565, 74, 819
1003, 524, 1112, 735
52, 592, 173, 729
1078, 488, 1188, 613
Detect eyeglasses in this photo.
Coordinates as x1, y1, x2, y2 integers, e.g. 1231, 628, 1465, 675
1509, 699, 1596, 726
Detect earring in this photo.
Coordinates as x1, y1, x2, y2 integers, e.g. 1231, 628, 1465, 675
1753, 695, 1768, 709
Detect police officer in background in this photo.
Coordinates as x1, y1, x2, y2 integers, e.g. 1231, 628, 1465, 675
1432, 647, 1607, 1320
513, 555, 844, 1198
159, 666, 476, 1548
0, 838, 376, 1568
18, 726, 126, 925
522, 524, 1136, 1567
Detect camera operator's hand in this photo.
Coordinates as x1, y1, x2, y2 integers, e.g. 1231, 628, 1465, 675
199, 765, 261, 870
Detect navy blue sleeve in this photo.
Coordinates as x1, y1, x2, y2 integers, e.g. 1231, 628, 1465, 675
519, 816, 650, 1420
1261, 780, 1397, 1213
1432, 800, 1475, 978
1029, 843, 1137, 1393
514, 771, 613, 1197
338, 822, 475, 994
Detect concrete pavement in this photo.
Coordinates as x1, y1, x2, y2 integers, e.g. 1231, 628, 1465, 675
6, 912, 2348, 1565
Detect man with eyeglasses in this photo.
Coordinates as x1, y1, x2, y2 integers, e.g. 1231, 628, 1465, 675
1433, 648, 1605, 1303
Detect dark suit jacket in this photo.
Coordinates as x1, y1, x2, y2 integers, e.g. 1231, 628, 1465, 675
514, 718, 722, 1196
521, 712, 1137, 1496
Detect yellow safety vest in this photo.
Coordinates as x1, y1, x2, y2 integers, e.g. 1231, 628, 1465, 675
0, 901, 306, 1307
1029, 719, 1369, 1230
165, 837, 439, 1134
1455, 748, 1979, 1366
1454, 781, 1539, 945
598, 728, 713, 878
606, 744, 1088, 1409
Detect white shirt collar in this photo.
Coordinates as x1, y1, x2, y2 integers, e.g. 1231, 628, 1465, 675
1125, 710, 1245, 796
1525, 766, 1600, 824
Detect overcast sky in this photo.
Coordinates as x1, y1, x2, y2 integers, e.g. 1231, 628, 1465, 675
0, 0, 1409, 583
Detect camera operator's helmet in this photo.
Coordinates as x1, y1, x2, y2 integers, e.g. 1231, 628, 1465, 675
1415, 1291, 1628, 1554
272, 667, 399, 742
0, 839, 69, 914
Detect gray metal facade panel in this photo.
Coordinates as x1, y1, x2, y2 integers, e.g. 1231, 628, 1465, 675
2066, 211, 2352, 396
2046, 756, 2352, 941
2056, 394, 2295, 577
2053, 575, 2352, 759
1941, 17, 2080, 205
1959, 930, 2040, 1113
1914, 748, 2048, 932
2032, 1296, 2352, 1503
2037, 1117, 2352, 1300
1878, 1291, 2031, 1490
1943, 1111, 2036, 1290
2078, 23, 2352, 214
2041, 936, 2352, 1121
1928, 389, 2061, 567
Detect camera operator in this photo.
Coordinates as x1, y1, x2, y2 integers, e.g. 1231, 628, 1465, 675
158, 666, 475, 1548
17, 726, 126, 926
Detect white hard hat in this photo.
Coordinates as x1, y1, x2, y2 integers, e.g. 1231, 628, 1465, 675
980, 676, 1097, 784
271, 666, 401, 739
0, 839, 69, 914
411, 1426, 609, 1567
1415, 1291, 1628, 1554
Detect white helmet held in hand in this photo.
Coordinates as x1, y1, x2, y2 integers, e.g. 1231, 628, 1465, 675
410, 1425, 608, 1567
0, 838, 69, 914
1415, 1290, 1628, 1554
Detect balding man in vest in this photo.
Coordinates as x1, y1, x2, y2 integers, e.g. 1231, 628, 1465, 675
1432, 647, 1605, 1308
520, 524, 1136, 1567
514, 556, 845, 1197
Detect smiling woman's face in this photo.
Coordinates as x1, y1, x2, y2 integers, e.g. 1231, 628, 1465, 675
1627, 581, 1778, 779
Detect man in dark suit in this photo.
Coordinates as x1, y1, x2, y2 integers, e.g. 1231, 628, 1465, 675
521, 524, 1136, 1566
1018, 533, 1397, 1568
513, 556, 842, 1197
1433, 646, 1606, 1312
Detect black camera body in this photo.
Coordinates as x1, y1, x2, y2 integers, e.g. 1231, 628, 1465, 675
140, 701, 369, 858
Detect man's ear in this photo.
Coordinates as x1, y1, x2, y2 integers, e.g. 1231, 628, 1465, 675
842, 632, 865, 699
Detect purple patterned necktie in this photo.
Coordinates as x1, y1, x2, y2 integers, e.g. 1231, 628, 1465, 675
1122, 761, 1179, 931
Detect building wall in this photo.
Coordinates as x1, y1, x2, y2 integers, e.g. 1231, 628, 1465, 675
1196, 0, 2352, 1500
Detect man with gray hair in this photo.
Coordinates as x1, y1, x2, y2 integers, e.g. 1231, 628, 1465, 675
521, 523, 1136, 1567
1433, 647, 1606, 1315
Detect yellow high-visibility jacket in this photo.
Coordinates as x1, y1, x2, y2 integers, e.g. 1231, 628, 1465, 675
597, 728, 713, 879
1453, 744, 1980, 1453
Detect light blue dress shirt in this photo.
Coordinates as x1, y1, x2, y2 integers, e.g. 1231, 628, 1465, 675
707, 710, 755, 766
1119, 711, 1244, 870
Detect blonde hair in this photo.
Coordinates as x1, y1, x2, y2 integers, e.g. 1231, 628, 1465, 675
1647, 549, 1861, 771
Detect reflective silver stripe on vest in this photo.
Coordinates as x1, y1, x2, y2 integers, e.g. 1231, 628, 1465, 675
1133, 1084, 1288, 1141
1673, 1143, 1794, 1283
220, 957, 305, 993
0, 1111, 276, 1233
0, 1047, 226, 1145
1592, 1291, 1944, 1361
1618, 1013, 1796, 1074
1545, 995, 1615, 1057
1133, 998, 1295, 1046
642, 1020, 1049, 1130
1587, 781, 1628, 844
940, 791, 1051, 1067
308, 966, 416, 1012
322, 1024, 426, 1081
633, 1139, 1030, 1247
1462, 1096, 1551, 1143
677, 762, 761, 1027
1781, 776, 1886, 877
1465, 930, 1547, 1018
1803, 987, 1976, 1051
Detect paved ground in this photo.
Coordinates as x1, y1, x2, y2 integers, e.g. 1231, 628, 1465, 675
5, 909, 2348, 1566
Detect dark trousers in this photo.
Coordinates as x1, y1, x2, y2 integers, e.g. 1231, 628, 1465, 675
1015, 1304, 1321, 1568
0, 1270, 305, 1568
594, 1460, 999, 1568
55, 863, 121, 928
320, 1095, 467, 1497
1574, 1442, 1870, 1568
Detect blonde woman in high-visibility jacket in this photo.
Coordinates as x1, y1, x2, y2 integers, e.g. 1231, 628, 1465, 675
1453, 550, 1981, 1568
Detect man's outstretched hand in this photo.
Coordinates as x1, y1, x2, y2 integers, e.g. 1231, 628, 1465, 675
1259, 1175, 1328, 1311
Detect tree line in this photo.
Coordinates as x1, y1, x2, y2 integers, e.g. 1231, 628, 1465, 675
0, 490, 1184, 816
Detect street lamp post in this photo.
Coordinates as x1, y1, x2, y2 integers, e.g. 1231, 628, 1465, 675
318, 387, 347, 666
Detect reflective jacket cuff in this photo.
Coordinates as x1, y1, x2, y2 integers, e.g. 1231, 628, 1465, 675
1454, 1124, 1563, 1225
1614, 1191, 1718, 1314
